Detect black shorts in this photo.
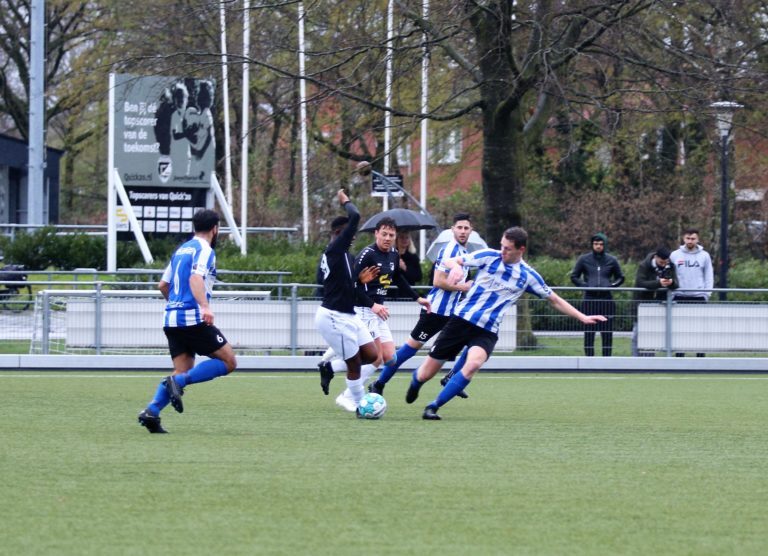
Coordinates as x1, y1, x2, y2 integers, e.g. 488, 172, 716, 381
429, 316, 498, 361
163, 323, 228, 359
409, 310, 451, 343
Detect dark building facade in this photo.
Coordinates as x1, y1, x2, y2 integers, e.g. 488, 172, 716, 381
0, 133, 62, 225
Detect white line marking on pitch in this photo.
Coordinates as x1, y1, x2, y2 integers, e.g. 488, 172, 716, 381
1, 374, 767, 381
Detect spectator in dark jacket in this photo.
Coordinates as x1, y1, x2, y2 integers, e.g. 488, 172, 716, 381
570, 232, 625, 356
631, 246, 679, 356
633, 246, 679, 303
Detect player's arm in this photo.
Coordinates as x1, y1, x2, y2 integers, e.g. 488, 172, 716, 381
547, 292, 607, 325
433, 265, 472, 292
442, 255, 470, 286
329, 189, 360, 254
158, 280, 170, 300
189, 274, 214, 325
354, 284, 389, 320
158, 264, 172, 300
358, 266, 380, 284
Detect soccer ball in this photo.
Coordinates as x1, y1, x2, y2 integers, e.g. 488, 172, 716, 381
357, 393, 387, 419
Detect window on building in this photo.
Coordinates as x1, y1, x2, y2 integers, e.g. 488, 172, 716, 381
430, 128, 462, 165
396, 142, 411, 167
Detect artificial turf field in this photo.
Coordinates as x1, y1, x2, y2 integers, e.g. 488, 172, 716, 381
2, 371, 768, 555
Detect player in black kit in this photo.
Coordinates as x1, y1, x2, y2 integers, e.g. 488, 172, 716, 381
314, 189, 388, 410
336, 218, 431, 403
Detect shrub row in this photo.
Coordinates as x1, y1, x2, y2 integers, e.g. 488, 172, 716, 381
2, 229, 766, 295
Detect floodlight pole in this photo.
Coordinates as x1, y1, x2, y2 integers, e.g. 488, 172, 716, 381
710, 101, 742, 301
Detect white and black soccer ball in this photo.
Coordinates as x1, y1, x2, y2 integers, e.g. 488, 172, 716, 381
357, 393, 387, 419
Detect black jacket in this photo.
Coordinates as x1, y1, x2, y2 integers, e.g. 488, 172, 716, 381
354, 243, 420, 304
318, 202, 374, 314
570, 252, 624, 299
633, 252, 679, 302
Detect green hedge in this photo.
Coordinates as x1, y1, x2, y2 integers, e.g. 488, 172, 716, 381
3, 230, 767, 297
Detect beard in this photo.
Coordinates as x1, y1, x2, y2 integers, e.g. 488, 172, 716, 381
210, 232, 218, 250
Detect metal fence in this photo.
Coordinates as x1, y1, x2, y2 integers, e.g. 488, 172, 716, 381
12, 281, 768, 358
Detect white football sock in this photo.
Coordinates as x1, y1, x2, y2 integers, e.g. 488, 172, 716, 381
345, 378, 365, 403
360, 363, 378, 382
321, 347, 335, 362
331, 359, 347, 373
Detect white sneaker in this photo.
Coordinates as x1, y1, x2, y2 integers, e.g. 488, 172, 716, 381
335, 391, 358, 412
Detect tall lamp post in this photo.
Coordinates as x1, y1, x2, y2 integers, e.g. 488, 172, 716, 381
710, 101, 742, 301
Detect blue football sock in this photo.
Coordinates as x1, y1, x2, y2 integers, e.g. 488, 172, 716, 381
409, 370, 424, 391
433, 371, 471, 408
379, 344, 419, 384
147, 381, 170, 415
451, 347, 468, 374
184, 358, 229, 385
443, 347, 468, 381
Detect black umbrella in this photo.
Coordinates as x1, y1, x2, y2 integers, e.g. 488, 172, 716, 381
359, 208, 439, 232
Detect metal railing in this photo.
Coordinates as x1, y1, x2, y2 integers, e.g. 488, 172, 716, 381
16, 283, 768, 358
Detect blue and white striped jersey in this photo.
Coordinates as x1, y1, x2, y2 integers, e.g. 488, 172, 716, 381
454, 249, 552, 333
427, 239, 469, 316
161, 236, 217, 327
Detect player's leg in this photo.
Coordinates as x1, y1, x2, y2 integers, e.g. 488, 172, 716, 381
372, 336, 422, 390
337, 316, 381, 401
315, 307, 352, 395
405, 355, 445, 404
139, 327, 195, 433
365, 339, 394, 383
162, 326, 233, 415
374, 312, 441, 391
333, 317, 375, 412
424, 324, 496, 420
171, 326, 233, 388
175, 343, 236, 387
423, 346, 488, 420
408, 317, 468, 404
139, 330, 195, 433
439, 346, 470, 399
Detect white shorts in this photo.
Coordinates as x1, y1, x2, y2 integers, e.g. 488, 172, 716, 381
355, 306, 393, 344
315, 306, 374, 360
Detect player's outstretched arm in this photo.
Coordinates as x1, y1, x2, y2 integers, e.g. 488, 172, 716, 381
547, 292, 607, 325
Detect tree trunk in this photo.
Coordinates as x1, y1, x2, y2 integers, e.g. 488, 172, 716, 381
481, 107, 525, 246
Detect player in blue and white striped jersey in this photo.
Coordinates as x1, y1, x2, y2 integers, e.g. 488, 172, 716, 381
137, 209, 238, 433
368, 213, 474, 395
406, 226, 607, 420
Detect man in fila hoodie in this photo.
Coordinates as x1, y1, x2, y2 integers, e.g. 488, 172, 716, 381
670, 228, 713, 357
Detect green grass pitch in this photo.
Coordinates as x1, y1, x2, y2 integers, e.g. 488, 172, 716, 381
2, 371, 768, 555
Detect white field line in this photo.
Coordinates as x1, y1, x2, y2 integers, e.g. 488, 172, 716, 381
1, 374, 768, 381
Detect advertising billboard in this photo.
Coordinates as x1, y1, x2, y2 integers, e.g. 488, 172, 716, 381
113, 73, 216, 188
